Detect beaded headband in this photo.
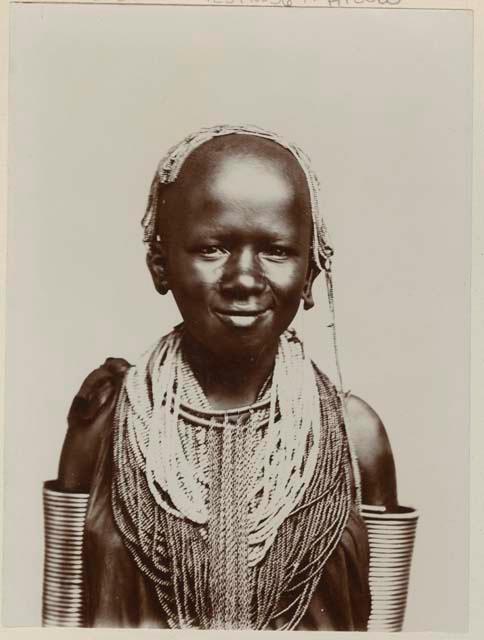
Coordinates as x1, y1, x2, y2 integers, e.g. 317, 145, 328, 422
141, 124, 334, 273
141, 124, 345, 394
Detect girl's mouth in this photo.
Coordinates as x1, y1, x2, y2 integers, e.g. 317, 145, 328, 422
214, 308, 270, 329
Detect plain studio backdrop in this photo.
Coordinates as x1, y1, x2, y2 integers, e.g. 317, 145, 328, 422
5, 3, 471, 631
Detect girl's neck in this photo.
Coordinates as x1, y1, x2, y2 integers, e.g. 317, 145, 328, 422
181, 333, 278, 411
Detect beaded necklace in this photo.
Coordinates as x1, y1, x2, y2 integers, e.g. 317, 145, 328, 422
111, 326, 354, 629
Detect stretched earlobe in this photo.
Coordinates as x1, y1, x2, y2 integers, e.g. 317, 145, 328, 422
302, 285, 315, 310
302, 265, 318, 310
146, 248, 170, 296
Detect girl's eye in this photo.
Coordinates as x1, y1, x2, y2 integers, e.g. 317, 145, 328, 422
199, 246, 227, 257
264, 247, 290, 259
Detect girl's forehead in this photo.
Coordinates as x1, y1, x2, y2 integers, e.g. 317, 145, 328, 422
168, 185, 312, 249
190, 156, 302, 208
173, 141, 310, 212
174, 165, 309, 234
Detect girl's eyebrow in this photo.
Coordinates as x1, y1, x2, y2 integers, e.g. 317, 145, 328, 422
186, 227, 298, 242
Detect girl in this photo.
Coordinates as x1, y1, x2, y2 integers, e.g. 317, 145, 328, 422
44, 125, 414, 631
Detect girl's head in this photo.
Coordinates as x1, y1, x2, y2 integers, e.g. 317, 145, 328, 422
142, 125, 333, 362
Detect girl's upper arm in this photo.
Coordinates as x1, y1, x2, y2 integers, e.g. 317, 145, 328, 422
344, 394, 398, 508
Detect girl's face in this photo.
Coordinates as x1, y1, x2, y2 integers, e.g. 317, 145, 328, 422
152, 145, 315, 362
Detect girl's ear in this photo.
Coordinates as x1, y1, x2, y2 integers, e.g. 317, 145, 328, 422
146, 245, 170, 295
302, 265, 319, 310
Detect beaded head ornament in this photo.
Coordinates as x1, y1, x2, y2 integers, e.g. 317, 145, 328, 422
140, 123, 345, 393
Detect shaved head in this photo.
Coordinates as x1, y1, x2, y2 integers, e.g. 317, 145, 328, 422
156, 134, 312, 239
177, 134, 311, 197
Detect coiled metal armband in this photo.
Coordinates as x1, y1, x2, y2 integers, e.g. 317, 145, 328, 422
42, 481, 89, 627
363, 505, 419, 632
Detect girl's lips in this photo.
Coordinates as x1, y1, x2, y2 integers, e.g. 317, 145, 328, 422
214, 306, 269, 316
214, 309, 270, 328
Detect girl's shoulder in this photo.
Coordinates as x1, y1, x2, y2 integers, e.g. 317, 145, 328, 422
57, 358, 131, 492
67, 358, 132, 423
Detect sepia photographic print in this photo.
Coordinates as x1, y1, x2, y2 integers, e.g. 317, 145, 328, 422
3, 0, 474, 634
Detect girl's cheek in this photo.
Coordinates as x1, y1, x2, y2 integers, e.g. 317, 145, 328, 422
266, 263, 301, 287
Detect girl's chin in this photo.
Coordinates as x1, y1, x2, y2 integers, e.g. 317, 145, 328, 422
181, 317, 290, 357
183, 331, 278, 365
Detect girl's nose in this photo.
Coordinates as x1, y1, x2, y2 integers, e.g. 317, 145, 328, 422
220, 249, 265, 298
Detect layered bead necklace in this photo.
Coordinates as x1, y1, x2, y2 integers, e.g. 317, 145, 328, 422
112, 326, 354, 629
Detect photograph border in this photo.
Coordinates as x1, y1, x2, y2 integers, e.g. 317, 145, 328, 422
1, 1, 482, 638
